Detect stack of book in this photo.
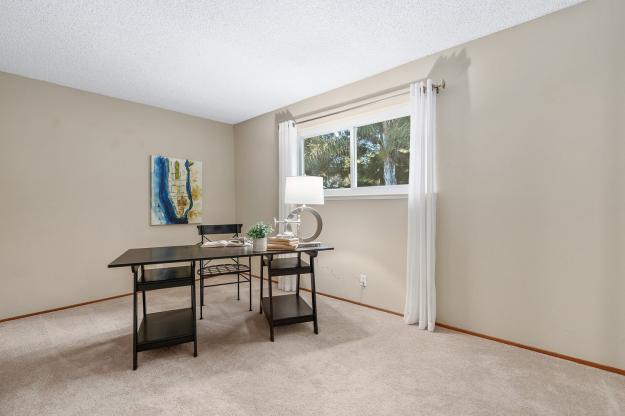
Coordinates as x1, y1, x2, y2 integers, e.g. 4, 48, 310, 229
267, 236, 299, 251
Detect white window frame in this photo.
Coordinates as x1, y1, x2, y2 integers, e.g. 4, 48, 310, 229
299, 104, 410, 200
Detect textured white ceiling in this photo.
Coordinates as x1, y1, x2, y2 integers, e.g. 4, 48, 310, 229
0, 0, 583, 124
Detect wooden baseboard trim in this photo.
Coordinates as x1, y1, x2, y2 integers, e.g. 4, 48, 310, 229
0, 292, 133, 323
3, 274, 623, 376
434, 322, 625, 376
306, 286, 403, 317
0, 277, 207, 323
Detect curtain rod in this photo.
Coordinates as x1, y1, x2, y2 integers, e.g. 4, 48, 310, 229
294, 79, 445, 126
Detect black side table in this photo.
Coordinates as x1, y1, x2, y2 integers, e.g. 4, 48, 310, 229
131, 262, 198, 370
259, 252, 318, 341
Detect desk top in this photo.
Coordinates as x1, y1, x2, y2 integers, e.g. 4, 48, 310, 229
108, 244, 334, 268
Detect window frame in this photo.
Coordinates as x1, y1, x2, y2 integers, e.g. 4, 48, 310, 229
299, 104, 410, 200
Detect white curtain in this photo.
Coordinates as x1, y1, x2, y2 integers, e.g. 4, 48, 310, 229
277, 120, 298, 291
404, 80, 437, 331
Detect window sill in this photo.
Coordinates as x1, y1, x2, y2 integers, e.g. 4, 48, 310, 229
324, 185, 408, 200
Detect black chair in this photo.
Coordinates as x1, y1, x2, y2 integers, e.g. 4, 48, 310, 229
259, 251, 318, 341
197, 224, 252, 319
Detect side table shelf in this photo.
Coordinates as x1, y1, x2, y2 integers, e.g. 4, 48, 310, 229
137, 308, 195, 352
261, 294, 314, 326
138, 266, 194, 291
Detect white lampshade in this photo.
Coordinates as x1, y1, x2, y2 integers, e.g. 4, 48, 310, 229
284, 176, 324, 205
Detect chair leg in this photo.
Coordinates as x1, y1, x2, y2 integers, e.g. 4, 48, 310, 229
237, 272, 240, 301
248, 258, 252, 311
200, 275, 205, 306
259, 259, 264, 314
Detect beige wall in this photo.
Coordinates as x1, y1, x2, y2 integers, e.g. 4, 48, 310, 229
0, 72, 235, 319
234, 0, 625, 369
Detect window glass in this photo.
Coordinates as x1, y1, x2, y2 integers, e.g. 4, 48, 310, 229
303, 129, 351, 189
356, 116, 410, 187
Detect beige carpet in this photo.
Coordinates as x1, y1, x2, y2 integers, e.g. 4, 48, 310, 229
1, 279, 624, 416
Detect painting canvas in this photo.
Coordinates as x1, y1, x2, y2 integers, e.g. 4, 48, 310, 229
151, 155, 202, 225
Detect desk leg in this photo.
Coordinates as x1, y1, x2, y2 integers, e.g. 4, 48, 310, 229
142, 290, 146, 319
267, 263, 274, 342
259, 258, 264, 315
296, 273, 300, 296
132, 266, 138, 370
310, 256, 318, 335
191, 261, 197, 357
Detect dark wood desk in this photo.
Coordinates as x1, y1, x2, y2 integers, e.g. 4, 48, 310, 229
108, 244, 333, 369
108, 244, 333, 267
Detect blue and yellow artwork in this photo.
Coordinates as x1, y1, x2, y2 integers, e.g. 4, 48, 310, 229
151, 155, 202, 225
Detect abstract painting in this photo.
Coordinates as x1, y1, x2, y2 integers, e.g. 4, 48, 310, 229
151, 155, 202, 225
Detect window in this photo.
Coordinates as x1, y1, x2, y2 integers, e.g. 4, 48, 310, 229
300, 106, 410, 199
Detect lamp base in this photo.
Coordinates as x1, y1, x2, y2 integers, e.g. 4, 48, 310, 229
287, 205, 323, 242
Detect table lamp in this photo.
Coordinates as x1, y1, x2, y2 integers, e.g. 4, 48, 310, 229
276, 176, 324, 243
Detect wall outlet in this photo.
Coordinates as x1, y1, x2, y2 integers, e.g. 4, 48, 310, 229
359, 273, 367, 288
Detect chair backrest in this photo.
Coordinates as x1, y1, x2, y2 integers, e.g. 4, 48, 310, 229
197, 224, 243, 241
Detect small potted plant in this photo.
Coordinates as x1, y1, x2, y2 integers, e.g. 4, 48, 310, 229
246, 222, 274, 251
